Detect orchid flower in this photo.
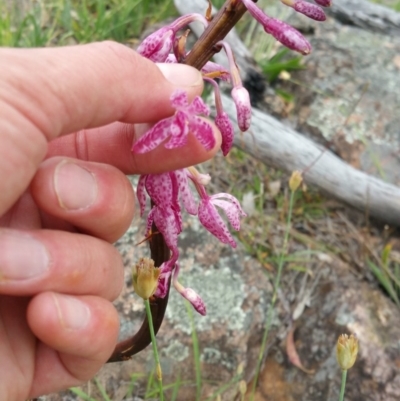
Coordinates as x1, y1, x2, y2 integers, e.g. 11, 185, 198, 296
137, 13, 209, 62
204, 77, 235, 156
198, 192, 246, 248
132, 90, 216, 154
217, 41, 252, 132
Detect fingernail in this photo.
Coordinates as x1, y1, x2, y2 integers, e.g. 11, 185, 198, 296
0, 231, 49, 280
55, 161, 98, 210
157, 63, 203, 87
53, 293, 91, 330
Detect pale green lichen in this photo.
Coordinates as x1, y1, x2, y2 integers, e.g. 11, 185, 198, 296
165, 265, 249, 334
162, 340, 189, 362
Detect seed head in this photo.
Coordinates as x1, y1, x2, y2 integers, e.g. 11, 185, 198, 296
132, 257, 160, 300
336, 333, 359, 371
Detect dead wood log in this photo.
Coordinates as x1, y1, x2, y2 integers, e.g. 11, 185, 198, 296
223, 93, 400, 226
330, 0, 400, 36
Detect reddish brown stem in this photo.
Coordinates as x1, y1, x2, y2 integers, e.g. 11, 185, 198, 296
107, 219, 170, 363
183, 0, 256, 69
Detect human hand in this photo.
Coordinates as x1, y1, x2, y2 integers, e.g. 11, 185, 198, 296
0, 41, 220, 400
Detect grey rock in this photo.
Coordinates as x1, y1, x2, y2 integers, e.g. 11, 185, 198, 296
278, 9, 400, 185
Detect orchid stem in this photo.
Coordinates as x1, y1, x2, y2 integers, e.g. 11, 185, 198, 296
184, 0, 256, 69
145, 298, 164, 401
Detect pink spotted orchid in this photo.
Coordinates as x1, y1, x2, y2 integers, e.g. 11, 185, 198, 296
132, 90, 216, 154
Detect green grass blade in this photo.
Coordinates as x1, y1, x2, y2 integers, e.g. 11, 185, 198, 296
185, 300, 202, 401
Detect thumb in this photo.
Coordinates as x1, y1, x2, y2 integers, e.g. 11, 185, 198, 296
0, 41, 203, 216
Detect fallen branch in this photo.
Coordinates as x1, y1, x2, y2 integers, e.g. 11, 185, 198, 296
330, 0, 400, 36
221, 93, 400, 226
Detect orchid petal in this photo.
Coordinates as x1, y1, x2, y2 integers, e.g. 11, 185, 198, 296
153, 206, 181, 253
154, 269, 172, 298
189, 116, 216, 151
175, 169, 198, 215
132, 118, 173, 153
211, 199, 243, 230
211, 193, 246, 216
145, 207, 156, 237
137, 28, 174, 62
231, 87, 252, 132
181, 287, 207, 315
137, 175, 147, 216
171, 89, 189, 108
145, 173, 174, 207
164, 111, 189, 149
187, 96, 210, 116
198, 198, 237, 247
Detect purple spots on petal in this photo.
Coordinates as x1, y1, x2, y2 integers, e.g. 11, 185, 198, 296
137, 175, 148, 216
293, 1, 326, 21
190, 116, 216, 151
132, 118, 173, 154
187, 96, 210, 116
231, 87, 252, 132
137, 28, 174, 62
215, 112, 234, 156
175, 169, 198, 215
171, 89, 189, 108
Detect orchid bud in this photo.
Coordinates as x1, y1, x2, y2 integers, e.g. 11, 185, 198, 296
137, 27, 174, 62
231, 87, 252, 132
289, 170, 303, 192
132, 257, 160, 300
181, 287, 207, 316
281, 0, 326, 21
264, 18, 312, 55
241, 0, 311, 55
173, 272, 206, 315
336, 334, 359, 371
215, 111, 235, 156
315, 0, 332, 6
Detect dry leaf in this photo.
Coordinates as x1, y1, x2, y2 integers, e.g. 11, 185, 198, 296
286, 325, 315, 374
